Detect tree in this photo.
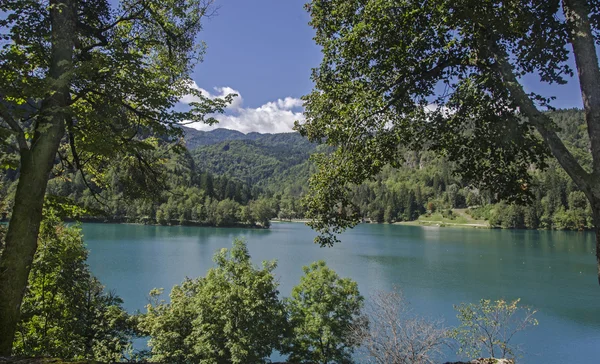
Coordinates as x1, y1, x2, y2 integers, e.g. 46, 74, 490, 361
10, 213, 134, 361
450, 299, 538, 360
282, 260, 364, 364
351, 290, 448, 364
299, 0, 600, 285
0, 0, 232, 352
249, 198, 274, 227
138, 240, 286, 364
214, 198, 241, 226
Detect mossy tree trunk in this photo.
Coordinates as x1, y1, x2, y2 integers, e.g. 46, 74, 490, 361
562, 0, 600, 285
0, 0, 75, 354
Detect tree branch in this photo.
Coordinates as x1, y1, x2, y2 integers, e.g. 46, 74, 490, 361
75, 1, 147, 56
0, 105, 28, 151
492, 52, 592, 196
384, 54, 459, 114
562, 0, 600, 176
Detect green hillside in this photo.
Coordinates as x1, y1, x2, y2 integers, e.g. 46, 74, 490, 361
190, 132, 316, 188
182, 127, 264, 150
184, 109, 595, 230
0, 110, 588, 230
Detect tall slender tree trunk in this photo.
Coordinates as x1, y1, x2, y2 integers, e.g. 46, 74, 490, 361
0, 0, 75, 354
592, 206, 600, 285
0, 148, 62, 354
562, 0, 600, 285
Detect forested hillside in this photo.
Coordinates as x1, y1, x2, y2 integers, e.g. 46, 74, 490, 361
190, 132, 317, 187
349, 109, 593, 229
182, 127, 265, 150
0, 144, 273, 228
187, 109, 594, 230
0, 109, 590, 230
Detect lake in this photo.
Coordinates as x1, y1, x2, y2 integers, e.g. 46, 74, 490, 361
82, 222, 600, 363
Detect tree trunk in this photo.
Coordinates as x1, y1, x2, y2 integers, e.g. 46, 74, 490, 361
0, 148, 62, 354
563, 0, 600, 176
0, 0, 75, 354
562, 0, 600, 285
592, 202, 600, 285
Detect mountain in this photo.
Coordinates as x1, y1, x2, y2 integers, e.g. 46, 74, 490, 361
181, 110, 598, 231
182, 127, 265, 150
187, 130, 317, 190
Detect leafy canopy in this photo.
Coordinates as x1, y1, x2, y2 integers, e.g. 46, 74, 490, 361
138, 240, 287, 364
298, 0, 597, 245
0, 0, 233, 189
283, 260, 364, 364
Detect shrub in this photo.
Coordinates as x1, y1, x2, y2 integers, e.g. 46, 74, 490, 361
470, 204, 495, 223
12, 214, 133, 362
352, 290, 448, 364
283, 261, 364, 364
138, 239, 286, 364
450, 298, 538, 359
441, 209, 455, 219
426, 201, 436, 213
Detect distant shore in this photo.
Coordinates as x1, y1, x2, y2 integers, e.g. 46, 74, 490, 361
0, 216, 268, 229
271, 219, 311, 223
394, 208, 490, 229
271, 217, 490, 229
395, 220, 490, 229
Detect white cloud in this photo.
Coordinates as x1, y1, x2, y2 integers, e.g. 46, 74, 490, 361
425, 103, 454, 116
213, 86, 244, 110
277, 97, 304, 110
181, 83, 304, 134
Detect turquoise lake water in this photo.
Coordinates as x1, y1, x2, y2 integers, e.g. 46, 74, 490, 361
82, 222, 600, 363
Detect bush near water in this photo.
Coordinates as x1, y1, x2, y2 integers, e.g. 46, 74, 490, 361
2, 219, 537, 363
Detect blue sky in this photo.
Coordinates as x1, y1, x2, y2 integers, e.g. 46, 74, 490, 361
195, 0, 319, 107
186, 0, 585, 133
105, 0, 587, 133
183, 0, 321, 133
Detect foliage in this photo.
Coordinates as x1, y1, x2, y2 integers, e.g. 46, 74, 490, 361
138, 240, 286, 364
298, 0, 600, 262
282, 261, 364, 364
0, 0, 235, 195
247, 199, 274, 227
10, 214, 134, 361
352, 290, 448, 364
0, 0, 232, 167
1, 143, 274, 227
0, 0, 235, 350
450, 299, 538, 360
191, 132, 316, 187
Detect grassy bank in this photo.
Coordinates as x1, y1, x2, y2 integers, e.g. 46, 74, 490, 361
396, 209, 489, 228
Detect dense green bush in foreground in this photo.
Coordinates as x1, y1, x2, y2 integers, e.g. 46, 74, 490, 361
9, 215, 135, 362
138, 240, 287, 363
282, 261, 363, 364
138, 242, 365, 364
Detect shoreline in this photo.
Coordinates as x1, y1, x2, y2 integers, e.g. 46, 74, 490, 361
270, 219, 311, 223
0, 217, 268, 230
271, 218, 490, 229
395, 220, 490, 229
